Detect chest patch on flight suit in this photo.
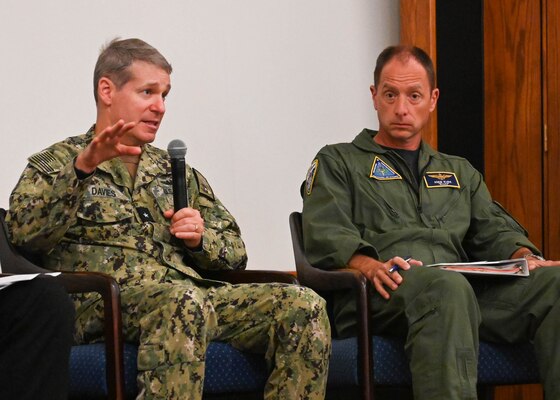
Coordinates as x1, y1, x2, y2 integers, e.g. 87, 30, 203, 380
370, 156, 402, 180
423, 172, 460, 188
193, 169, 215, 200
305, 159, 319, 195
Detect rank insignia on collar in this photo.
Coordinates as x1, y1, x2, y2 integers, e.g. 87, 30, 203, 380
305, 159, 319, 195
370, 156, 402, 180
136, 206, 154, 222
424, 171, 460, 188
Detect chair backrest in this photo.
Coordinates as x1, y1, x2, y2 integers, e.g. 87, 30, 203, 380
288, 211, 312, 285
0, 208, 48, 274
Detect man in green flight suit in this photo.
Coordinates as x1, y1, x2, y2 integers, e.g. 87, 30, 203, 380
302, 45, 560, 399
7, 38, 331, 400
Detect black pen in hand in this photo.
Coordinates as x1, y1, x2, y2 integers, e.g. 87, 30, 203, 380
388, 256, 412, 273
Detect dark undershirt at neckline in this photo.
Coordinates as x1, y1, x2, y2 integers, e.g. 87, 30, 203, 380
381, 146, 421, 186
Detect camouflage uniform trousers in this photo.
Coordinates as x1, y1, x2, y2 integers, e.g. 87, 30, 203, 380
75, 276, 331, 400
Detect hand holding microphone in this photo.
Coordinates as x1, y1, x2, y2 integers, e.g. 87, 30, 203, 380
166, 139, 204, 249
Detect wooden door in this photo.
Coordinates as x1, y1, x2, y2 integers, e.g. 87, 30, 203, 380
399, 0, 438, 148
544, 0, 560, 259
484, 0, 544, 250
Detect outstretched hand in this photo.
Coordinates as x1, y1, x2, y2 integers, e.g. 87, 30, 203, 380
75, 120, 141, 173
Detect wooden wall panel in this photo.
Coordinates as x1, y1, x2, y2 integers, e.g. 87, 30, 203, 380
483, 0, 543, 249
495, 384, 543, 400
544, 0, 560, 259
400, 0, 438, 148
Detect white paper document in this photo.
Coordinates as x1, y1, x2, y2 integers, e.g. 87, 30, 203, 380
0, 273, 62, 290
425, 258, 529, 277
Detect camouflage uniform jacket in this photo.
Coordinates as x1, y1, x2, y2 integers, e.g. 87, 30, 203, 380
7, 127, 248, 288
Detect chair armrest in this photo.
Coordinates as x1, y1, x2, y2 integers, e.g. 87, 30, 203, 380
298, 266, 367, 292
55, 271, 120, 295
198, 269, 299, 285
56, 271, 125, 400
289, 211, 374, 397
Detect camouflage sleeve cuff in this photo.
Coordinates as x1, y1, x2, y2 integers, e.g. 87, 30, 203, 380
186, 228, 247, 270
73, 157, 95, 180
185, 238, 204, 254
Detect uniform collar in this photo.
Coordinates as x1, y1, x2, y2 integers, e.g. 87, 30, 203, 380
87, 125, 171, 190
352, 128, 438, 157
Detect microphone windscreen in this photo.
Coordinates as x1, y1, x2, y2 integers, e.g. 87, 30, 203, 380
167, 139, 187, 159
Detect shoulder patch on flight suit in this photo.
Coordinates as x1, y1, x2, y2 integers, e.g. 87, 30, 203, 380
423, 171, 460, 188
305, 159, 319, 195
193, 169, 215, 200
370, 156, 402, 180
28, 150, 64, 174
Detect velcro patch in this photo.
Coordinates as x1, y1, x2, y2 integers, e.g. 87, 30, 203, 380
28, 150, 64, 174
136, 206, 155, 222
370, 156, 402, 180
423, 172, 460, 188
193, 169, 215, 200
305, 159, 319, 195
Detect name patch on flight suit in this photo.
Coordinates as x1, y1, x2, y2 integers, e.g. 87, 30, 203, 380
305, 159, 319, 195
423, 172, 460, 188
370, 156, 402, 180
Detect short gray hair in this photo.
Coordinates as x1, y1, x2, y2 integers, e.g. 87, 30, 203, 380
93, 38, 172, 103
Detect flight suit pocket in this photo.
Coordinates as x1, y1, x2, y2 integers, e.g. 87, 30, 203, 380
490, 201, 528, 235
457, 348, 477, 399
435, 187, 464, 222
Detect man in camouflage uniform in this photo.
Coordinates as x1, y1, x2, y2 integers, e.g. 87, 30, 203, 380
7, 38, 330, 400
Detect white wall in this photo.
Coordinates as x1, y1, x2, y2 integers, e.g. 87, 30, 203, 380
0, 1, 399, 270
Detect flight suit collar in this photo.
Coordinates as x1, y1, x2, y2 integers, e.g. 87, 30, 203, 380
352, 128, 438, 171
351, 128, 438, 158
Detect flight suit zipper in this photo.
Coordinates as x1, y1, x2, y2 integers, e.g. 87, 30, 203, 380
385, 151, 430, 217
417, 162, 431, 216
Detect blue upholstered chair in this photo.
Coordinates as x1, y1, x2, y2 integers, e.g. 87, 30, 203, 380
68, 341, 273, 399
289, 211, 541, 400
0, 208, 298, 399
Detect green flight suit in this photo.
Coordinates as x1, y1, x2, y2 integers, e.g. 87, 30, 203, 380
8, 127, 331, 400
303, 128, 560, 399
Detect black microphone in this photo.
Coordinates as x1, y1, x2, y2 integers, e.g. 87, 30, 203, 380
167, 139, 189, 211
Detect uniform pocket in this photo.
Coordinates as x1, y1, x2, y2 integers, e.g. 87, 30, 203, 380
434, 186, 465, 223
490, 201, 528, 235
77, 196, 134, 224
